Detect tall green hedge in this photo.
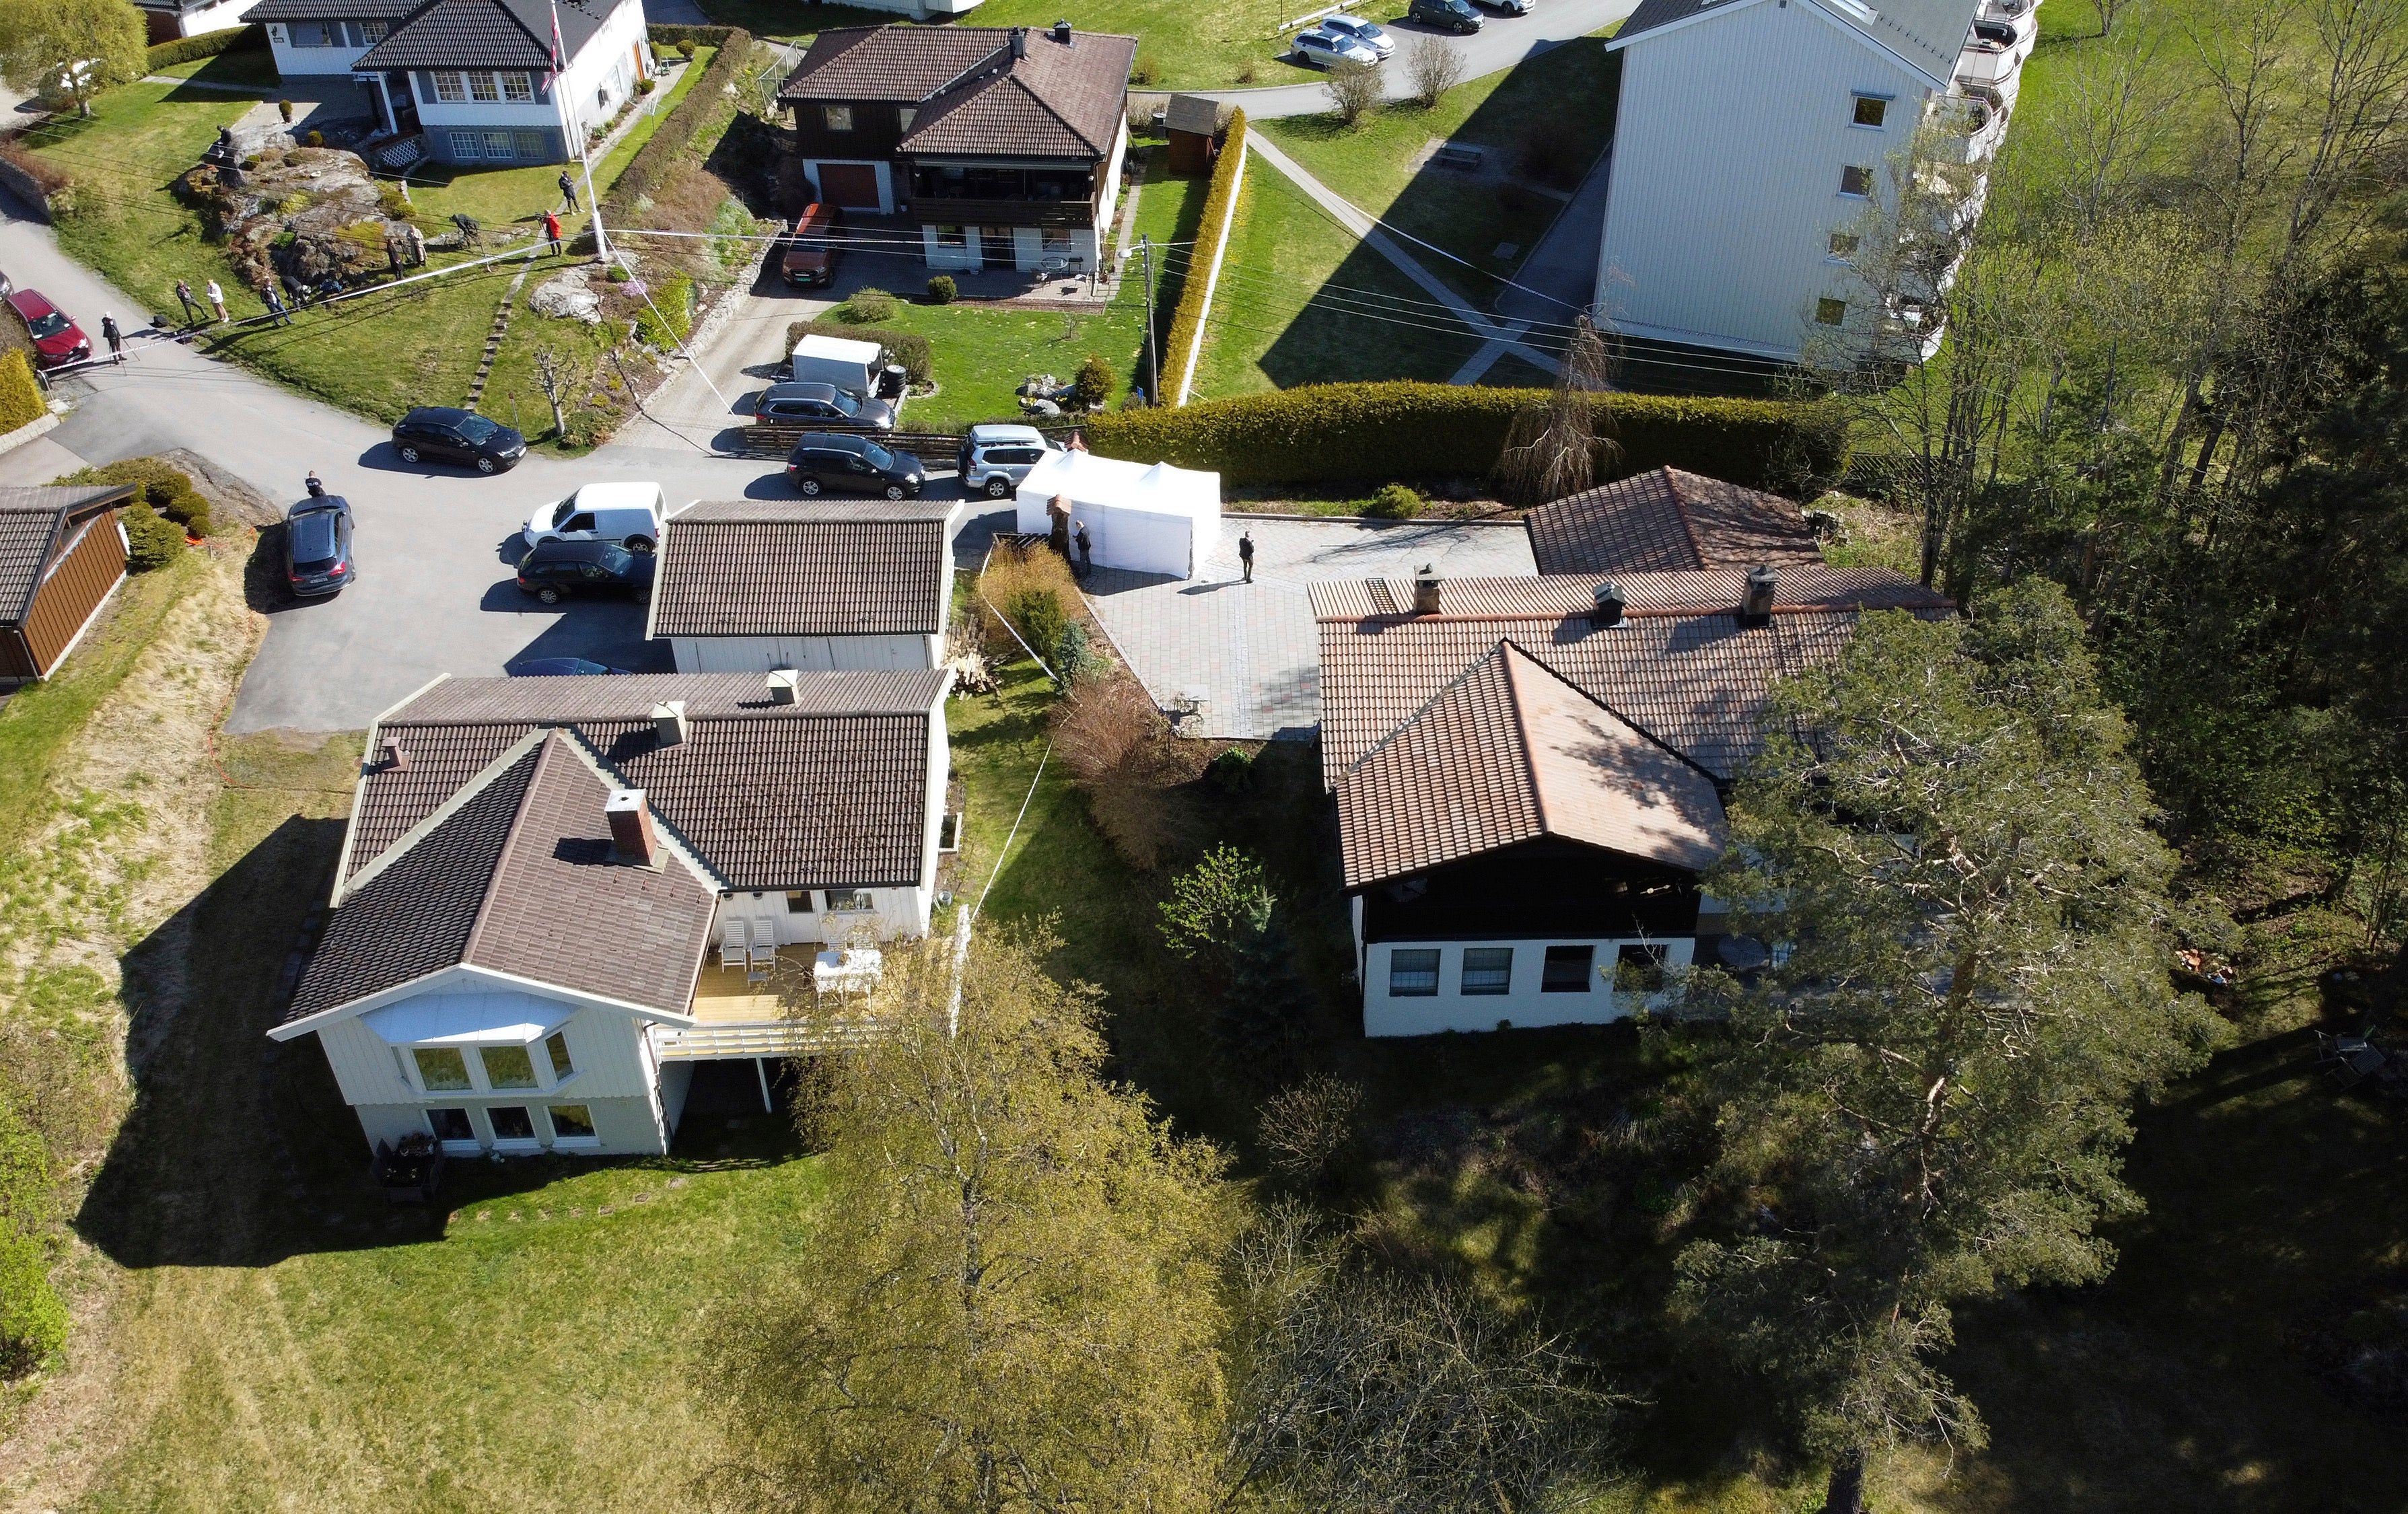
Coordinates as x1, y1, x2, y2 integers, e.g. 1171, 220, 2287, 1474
646, 23, 740, 46
1080, 382, 1848, 493
602, 30, 754, 225
1158, 108, 1246, 407
0, 351, 43, 435
147, 24, 262, 71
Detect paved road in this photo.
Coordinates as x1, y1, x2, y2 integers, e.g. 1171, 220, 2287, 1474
1188, 0, 1637, 118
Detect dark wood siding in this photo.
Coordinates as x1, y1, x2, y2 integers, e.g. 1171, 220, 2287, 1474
790, 101, 911, 160
1359, 836, 1702, 944
20, 508, 127, 676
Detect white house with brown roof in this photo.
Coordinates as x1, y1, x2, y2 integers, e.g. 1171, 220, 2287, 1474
273, 670, 953, 1157
1314, 566, 1953, 1035
647, 499, 963, 673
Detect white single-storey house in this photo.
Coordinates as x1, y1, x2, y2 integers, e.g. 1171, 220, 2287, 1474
133, 0, 270, 42
1013, 448, 1219, 580
274, 670, 953, 1157
647, 499, 963, 673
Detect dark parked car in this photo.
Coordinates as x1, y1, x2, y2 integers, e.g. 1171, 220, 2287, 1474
515, 538, 653, 605
285, 495, 356, 598
785, 433, 926, 499
5, 287, 92, 369
509, 657, 633, 676
1410, 0, 1483, 30
753, 380, 896, 433
392, 406, 527, 474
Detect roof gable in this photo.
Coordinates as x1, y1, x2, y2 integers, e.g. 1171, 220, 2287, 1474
0, 483, 135, 627
353, 0, 611, 73
1525, 468, 1825, 575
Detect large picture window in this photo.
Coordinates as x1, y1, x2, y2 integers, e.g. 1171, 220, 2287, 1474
548, 1105, 597, 1141
479, 1044, 539, 1089
468, 71, 501, 102
427, 1108, 474, 1142
483, 130, 516, 159
501, 72, 534, 102
488, 1107, 537, 1141
413, 1046, 472, 1090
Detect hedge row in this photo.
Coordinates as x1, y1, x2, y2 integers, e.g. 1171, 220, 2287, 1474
647, 23, 742, 47
1080, 382, 1849, 494
602, 29, 754, 224
0, 352, 41, 435
147, 24, 262, 71
1158, 108, 1246, 407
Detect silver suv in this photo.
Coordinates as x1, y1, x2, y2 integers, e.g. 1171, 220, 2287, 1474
956, 423, 1060, 500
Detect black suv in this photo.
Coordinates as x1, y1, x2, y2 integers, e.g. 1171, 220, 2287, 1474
785, 433, 927, 499
285, 495, 355, 598
516, 538, 654, 605
1411, 0, 1483, 30
392, 406, 528, 474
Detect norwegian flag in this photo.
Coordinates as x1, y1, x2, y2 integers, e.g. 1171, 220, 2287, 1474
547, 0, 565, 82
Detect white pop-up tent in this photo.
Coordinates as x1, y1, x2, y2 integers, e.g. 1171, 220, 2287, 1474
1014, 449, 1221, 580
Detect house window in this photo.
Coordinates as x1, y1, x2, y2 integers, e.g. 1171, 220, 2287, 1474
488, 1106, 537, 1141
1615, 943, 1669, 993
548, 1104, 598, 1140
826, 888, 875, 912
1460, 947, 1513, 996
432, 71, 466, 102
426, 1108, 474, 1141
470, 71, 502, 102
1851, 95, 1888, 128
449, 131, 482, 159
1041, 224, 1074, 248
1839, 165, 1874, 197
413, 1046, 472, 1091
483, 130, 516, 159
480, 1044, 540, 1090
787, 890, 816, 913
289, 20, 332, 46
934, 225, 967, 247
501, 72, 534, 102
824, 104, 853, 131
1816, 297, 1849, 326
1388, 948, 1441, 997
1828, 231, 1860, 258
360, 20, 388, 41
514, 130, 547, 159
1541, 945, 1594, 993
545, 1031, 575, 1079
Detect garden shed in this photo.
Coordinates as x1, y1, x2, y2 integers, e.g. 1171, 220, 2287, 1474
1014, 449, 1221, 580
0, 481, 136, 690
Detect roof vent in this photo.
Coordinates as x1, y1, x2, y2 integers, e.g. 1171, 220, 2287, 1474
605, 789, 661, 868
767, 668, 800, 705
378, 735, 411, 772
1592, 580, 1626, 629
1053, 17, 1073, 44
1412, 564, 1441, 615
653, 699, 688, 746
1740, 565, 1777, 622
1010, 26, 1028, 58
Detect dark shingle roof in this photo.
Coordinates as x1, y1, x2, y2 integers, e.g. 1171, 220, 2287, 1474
1610, 0, 1983, 87
0, 483, 135, 628
650, 499, 955, 639
289, 731, 718, 1023
347, 672, 949, 893
1524, 468, 1825, 575
1335, 643, 1726, 888
781, 24, 1134, 159
353, 0, 610, 71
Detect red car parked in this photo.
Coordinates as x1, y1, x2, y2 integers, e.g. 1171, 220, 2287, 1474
4, 287, 92, 369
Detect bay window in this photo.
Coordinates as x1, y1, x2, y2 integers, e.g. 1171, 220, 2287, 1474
479, 1044, 538, 1089
413, 1046, 472, 1090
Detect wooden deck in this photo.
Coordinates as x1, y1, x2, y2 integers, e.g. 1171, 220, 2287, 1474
689, 946, 819, 1024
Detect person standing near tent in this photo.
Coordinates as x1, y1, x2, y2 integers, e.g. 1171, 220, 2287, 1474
1238, 529, 1254, 584
558, 170, 579, 212
1047, 493, 1071, 560
1074, 521, 1093, 580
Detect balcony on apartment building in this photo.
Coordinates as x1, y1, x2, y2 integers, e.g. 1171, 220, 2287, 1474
1954, 0, 2041, 102
905, 166, 1096, 226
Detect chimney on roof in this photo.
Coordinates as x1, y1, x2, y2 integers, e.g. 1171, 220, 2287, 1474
378, 734, 411, 771
1740, 565, 1777, 623
1053, 17, 1073, 44
767, 668, 800, 705
1592, 580, 1626, 630
653, 700, 688, 746
1010, 26, 1028, 58
1412, 563, 1440, 615
605, 789, 662, 868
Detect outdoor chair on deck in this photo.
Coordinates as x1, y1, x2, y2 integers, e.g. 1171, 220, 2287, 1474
2316, 1030, 2387, 1089
719, 916, 750, 972
747, 918, 779, 983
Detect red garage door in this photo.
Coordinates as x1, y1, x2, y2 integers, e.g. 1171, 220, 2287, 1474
817, 164, 880, 209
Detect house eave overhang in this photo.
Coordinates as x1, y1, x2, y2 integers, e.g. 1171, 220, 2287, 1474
267, 962, 703, 1043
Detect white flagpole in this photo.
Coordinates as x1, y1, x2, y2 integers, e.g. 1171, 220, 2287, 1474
551, 0, 608, 259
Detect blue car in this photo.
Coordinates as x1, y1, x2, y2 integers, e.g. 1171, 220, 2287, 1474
285, 495, 355, 598
509, 657, 631, 676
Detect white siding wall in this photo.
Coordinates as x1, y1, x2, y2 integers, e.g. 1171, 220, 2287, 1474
670, 632, 942, 673
1362, 937, 1697, 1037
351, 1095, 667, 1155
1597, 2, 1925, 359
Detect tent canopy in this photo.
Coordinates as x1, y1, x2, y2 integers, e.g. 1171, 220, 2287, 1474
1014, 450, 1221, 579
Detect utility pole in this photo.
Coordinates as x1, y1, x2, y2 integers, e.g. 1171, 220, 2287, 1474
1141, 234, 1158, 406
579, 129, 610, 260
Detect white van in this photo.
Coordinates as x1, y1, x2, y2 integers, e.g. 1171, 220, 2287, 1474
788, 332, 889, 401
522, 482, 668, 553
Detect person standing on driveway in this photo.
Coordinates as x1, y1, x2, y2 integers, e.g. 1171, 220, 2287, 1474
100, 312, 123, 363
264, 284, 291, 326
205, 279, 229, 324
173, 279, 197, 327
1238, 529, 1254, 584
543, 209, 563, 255
1074, 521, 1093, 579
558, 170, 579, 211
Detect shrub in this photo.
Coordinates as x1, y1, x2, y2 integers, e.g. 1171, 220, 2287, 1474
1158, 109, 1247, 407
925, 274, 957, 304
0, 351, 42, 435
606, 263, 632, 283
1083, 382, 1849, 493
375, 182, 410, 219
147, 24, 262, 71
637, 75, 658, 95
123, 505, 186, 570
785, 319, 931, 387
1054, 620, 1107, 684
304, 130, 324, 148
634, 271, 695, 347
278, 99, 294, 122
562, 408, 616, 449
1052, 675, 1204, 869
1072, 353, 1114, 407
1130, 51, 1162, 83
841, 288, 897, 323
1205, 746, 1254, 794
1160, 844, 1269, 960
1366, 482, 1423, 519
0, 141, 72, 197
1001, 587, 1065, 661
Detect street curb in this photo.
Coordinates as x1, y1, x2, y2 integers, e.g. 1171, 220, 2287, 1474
0, 410, 61, 458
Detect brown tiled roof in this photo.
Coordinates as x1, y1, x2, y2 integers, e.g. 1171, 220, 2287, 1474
649, 499, 954, 639
780, 24, 1134, 159
346, 673, 948, 893
289, 731, 717, 1022
1336, 643, 1725, 888
1314, 568, 1954, 793
1524, 468, 1826, 575
0, 484, 135, 627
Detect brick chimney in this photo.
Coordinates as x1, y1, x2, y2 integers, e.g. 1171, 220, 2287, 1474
1411, 564, 1441, 615
378, 734, 412, 771
606, 789, 660, 867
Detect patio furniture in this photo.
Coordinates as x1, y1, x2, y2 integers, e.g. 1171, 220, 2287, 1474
2317, 1030, 2388, 1089
373, 1134, 446, 1204
720, 916, 750, 970
747, 921, 779, 982
814, 947, 883, 997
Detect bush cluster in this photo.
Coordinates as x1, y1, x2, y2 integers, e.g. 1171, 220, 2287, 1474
1365, 482, 1423, 518
783, 319, 932, 387
602, 30, 754, 225
0, 351, 42, 435
645, 23, 738, 46
1072, 353, 1114, 407
59, 458, 216, 563
1003, 587, 1066, 661
926, 275, 957, 304
0, 138, 71, 197
145, 24, 262, 71
634, 272, 695, 348
1156, 108, 1247, 406
841, 287, 898, 323
1083, 382, 1848, 493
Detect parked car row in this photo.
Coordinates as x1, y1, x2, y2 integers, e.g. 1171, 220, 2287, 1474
1291, 0, 1507, 63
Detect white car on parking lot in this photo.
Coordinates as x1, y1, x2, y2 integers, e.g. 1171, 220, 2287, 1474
1316, 13, 1396, 56
522, 482, 668, 554
1292, 26, 1383, 67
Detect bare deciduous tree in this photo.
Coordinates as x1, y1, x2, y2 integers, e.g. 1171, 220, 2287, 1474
532, 347, 569, 439
1324, 58, 1382, 127
1403, 34, 1464, 110
1496, 314, 1615, 505
1255, 1077, 1364, 1188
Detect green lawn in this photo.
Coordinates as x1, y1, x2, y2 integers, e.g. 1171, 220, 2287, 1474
154, 45, 281, 90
